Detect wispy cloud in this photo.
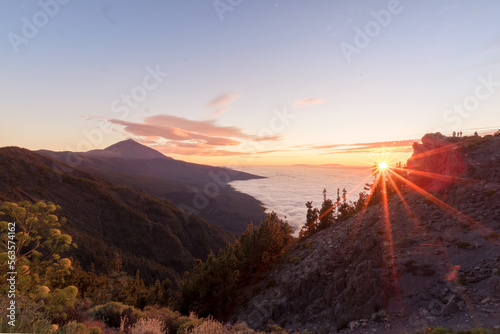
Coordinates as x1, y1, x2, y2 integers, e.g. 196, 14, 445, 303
293, 98, 326, 108
207, 93, 240, 116
81, 114, 106, 121
297, 139, 416, 154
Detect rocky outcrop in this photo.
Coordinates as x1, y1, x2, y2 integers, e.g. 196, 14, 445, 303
407, 133, 467, 191
231, 134, 500, 333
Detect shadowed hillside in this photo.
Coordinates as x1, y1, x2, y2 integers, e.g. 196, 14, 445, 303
38, 139, 266, 234
0, 147, 234, 284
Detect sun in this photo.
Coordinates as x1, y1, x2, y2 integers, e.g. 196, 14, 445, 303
378, 162, 388, 170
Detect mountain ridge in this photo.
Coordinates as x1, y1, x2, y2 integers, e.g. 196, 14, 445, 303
0, 146, 235, 283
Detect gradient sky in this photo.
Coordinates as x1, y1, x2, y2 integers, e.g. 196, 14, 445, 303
1, 0, 500, 166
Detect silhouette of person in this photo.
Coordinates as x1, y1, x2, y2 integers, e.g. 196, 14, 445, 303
453, 131, 456, 137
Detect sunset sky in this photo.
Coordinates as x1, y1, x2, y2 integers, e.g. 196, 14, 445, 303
1, 0, 500, 166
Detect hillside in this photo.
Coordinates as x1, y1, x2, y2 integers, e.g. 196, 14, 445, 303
0, 147, 234, 284
231, 133, 500, 332
38, 139, 266, 233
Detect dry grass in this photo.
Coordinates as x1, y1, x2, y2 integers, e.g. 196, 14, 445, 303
184, 316, 230, 334
128, 317, 167, 334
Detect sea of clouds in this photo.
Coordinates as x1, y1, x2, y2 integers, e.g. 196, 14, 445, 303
230, 165, 372, 235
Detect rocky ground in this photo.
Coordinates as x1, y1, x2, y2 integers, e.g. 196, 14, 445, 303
230, 134, 500, 333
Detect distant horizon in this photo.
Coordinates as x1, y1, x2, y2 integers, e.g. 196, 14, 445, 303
4, 126, 499, 168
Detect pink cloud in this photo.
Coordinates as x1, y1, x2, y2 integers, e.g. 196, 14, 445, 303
108, 113, 286, 157
207, 93, 240, 108
144, 114, 247, 138
253, 134, 284, 142
206, 93, 240, 116
293, 98, 326, 107
109, 119, 240, 146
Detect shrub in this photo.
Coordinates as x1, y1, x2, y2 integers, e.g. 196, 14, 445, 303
59, 321, 90, 334
304, 240, 315, 249
457, 328, 494, 334
430, 327, 453, 334
456, 241, 471, 249
128, 317, 166, 334
185, 316, 228, 334
230, 322, 255, 333
142, 306, 181, 333
0, 296, 54, 333
176, 314, 203, 334
90, 301, 143, 328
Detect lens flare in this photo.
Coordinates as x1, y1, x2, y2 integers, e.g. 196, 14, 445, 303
378, 162, 388, 170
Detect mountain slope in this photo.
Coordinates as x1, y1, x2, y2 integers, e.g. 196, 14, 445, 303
38, 140, 266, 233
0, 147, 234, 283
231, 134, 500, 332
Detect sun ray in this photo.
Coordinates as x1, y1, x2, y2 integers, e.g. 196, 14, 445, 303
394, 167, 474, 184
386, 172, 421, 229
387, 169, 499, 243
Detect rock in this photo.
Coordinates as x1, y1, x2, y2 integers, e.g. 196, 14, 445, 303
481, 297, 490, 304
442, 299, 459, 316
408, 133, 467, 191
371, 309, 386, 322
348, 321, 360, 330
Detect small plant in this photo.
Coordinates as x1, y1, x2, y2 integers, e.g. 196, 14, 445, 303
457, 328, 494, 334
483, 189, 497, 196
304, 240, 315, 249
265, 279, 277, 289
289, 257, 299, 264
429, 327, 453, 334
456, 241, 471, 249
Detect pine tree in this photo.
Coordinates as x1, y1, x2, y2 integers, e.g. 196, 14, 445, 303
304, 201, 319, 234
318, 189, 335, 230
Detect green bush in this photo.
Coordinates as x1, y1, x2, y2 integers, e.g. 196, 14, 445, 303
58, 321, 90, 334
176, 315, 203, 334
90, 301, 143, 328
0, 296, 54, 334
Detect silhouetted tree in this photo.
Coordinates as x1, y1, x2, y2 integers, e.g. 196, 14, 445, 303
304, 201, 319, 233
318, 189, 335, 230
